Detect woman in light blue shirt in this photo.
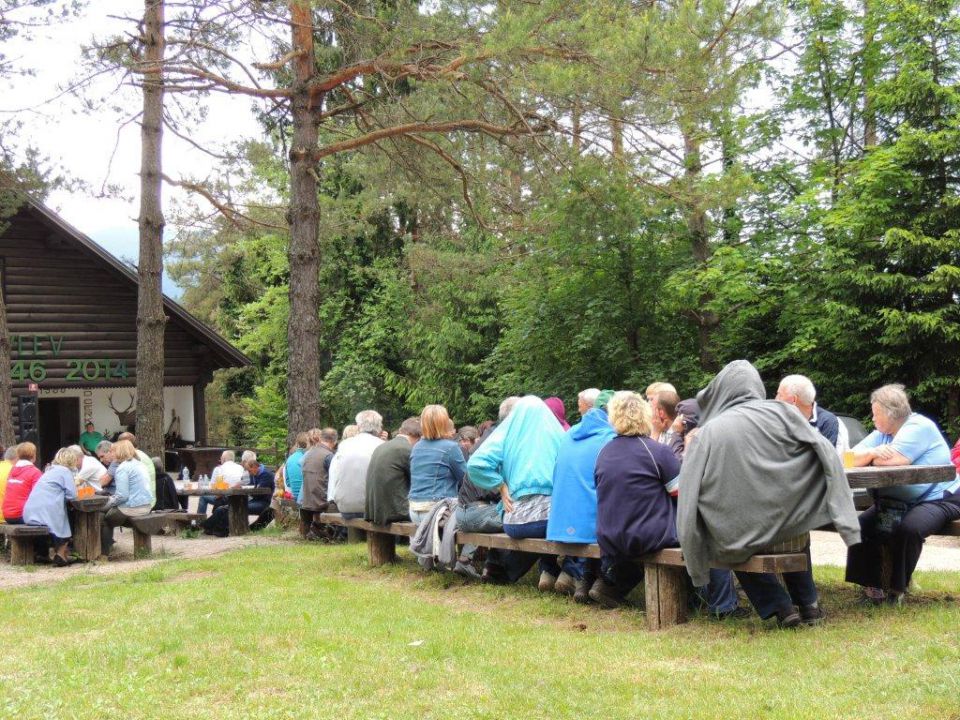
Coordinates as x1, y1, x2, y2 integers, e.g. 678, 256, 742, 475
23, 447, 80, 566
846, 384, 960, 603
101, 439, 153, 553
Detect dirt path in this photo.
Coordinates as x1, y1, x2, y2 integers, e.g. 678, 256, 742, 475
0, 528, 291, 590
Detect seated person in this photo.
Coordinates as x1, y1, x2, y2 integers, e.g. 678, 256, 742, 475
152, 457, 181, 511
95, 440, 118, 493
23, 447, 80, 566
330, 410, 384, 520
589, 392, 680, 608
452, 398, 520, 580
546, 391, 616, 601
0, 445, 15, 523
79, 422, 103, 455
365, 417, 421, 525
845, 384, 960, 604
101, 440, 154, 553
676, 360, 860, 628
467, 396, 566, 588
118, 432, 156, 505
203, 452, 275, 537
2, 442, 42, 523
408, 405, 466, 525
197, 450, 245, 515
69, 444, 110, 489
299, 428, 339, 540
284, 433, 308, 503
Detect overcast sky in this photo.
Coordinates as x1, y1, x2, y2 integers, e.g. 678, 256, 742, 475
2, 2, 263, 296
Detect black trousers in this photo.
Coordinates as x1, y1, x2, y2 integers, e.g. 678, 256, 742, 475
846, 494, 960, 593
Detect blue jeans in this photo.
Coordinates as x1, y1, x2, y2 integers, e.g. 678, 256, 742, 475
197, 494, 217, 515
735, 546, 817, 619
493, 519, 580, 583
697, 569, 739, 614
457, 503, 503, 562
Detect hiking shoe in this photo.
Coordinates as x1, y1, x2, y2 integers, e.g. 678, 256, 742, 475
554, 571, 576, 596
776, 610, 802, 629
712, 606, 753, 621
573, 577, 592, 604
799, 604, 825, 626
481, 564, 508, 585
538, 571, 558, 592
860, 586, 886, 606
453, 561, 483, 581
886, 592, 904, 607
588, 578, 625, 609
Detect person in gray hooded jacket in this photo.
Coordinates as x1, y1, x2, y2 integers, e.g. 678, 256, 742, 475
676, 360, 861, 627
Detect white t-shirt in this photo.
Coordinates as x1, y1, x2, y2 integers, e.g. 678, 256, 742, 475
211, 460, 245, 487
77, 455, 109, 487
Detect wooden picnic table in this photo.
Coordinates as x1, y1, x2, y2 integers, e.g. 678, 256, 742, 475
68, 495, 111, 561
178, 486, 272, 535
844, 464, 956, 489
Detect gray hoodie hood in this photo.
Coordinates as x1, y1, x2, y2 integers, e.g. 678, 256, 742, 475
697, 359, 765, 425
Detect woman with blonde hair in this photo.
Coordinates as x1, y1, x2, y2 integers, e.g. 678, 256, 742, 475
3, 441, 42, 523
100, 439, 153, 553
589, 391, 682, 607
408, 404, 466, 524
23, 447, 81, 566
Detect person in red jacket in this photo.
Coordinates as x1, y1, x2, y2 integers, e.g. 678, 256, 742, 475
2, 442, 42, 523
952, 437, 960, 473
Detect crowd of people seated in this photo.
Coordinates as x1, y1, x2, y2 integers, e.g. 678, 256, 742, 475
279, 360, 960, 628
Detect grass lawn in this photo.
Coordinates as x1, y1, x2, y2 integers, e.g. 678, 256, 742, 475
1, 540, 959, 720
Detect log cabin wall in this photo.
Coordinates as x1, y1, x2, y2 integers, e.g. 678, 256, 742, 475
1, 202, 250, 440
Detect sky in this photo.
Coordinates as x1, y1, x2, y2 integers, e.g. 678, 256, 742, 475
2, 2, 264, 297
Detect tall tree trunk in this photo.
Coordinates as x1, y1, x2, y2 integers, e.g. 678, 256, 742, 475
135, 0, 167, 458
286, 0, 322, 440
861, 0, 877, 148
0, 287, 14, 446
683, 127, 719, 372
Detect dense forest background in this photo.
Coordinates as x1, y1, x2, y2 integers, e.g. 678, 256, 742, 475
73, 0, 960, 445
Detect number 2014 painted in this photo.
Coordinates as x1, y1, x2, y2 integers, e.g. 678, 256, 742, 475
10, 359, 129, 383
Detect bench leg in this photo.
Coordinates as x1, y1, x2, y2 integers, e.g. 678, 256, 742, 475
133, 530, 152, 558
367, 531, 396, 567
10, 537, 36, 566
644, 563, 688, 631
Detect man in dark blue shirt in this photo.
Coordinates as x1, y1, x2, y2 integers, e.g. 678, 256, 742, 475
776, 374, 841, 448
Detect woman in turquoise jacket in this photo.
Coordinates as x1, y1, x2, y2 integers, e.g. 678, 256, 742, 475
467, 395, 565, 586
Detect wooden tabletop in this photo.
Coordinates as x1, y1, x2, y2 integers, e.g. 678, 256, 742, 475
177, 486, 272, 497
69, 496, 111, 511
844, 464, 956, 489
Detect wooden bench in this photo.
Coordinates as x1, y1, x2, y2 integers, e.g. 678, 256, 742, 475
127, 512, 204, 557
319, 513, 808, 630
0, 524, 52, 566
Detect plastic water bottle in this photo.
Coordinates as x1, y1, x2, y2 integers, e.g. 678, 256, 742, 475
200, 473, 208, 490
181, 467, 191, 482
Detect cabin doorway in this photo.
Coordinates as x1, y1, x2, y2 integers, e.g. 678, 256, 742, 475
38, 397, 81, 466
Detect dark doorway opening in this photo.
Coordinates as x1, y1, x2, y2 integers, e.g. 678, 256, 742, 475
38, 397, 81, 466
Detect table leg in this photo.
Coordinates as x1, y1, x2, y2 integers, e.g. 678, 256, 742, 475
73, 511, 102, 561
228, 495, 250, 536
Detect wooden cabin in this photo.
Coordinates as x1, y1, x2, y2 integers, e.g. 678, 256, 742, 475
1, 199, 250, 463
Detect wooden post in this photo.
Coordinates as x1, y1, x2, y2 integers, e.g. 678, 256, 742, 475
9, 536, 36, 566
367, 531, 396, 566
72, 511, 102, 562
644, 563, 689, 631
227, 495, 250, 535
133, 529, 152, 558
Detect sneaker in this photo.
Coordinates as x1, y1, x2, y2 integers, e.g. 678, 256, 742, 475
554, 571, 576, 596
588, 578, 625, 609
453, 561, 483, 581
573, 578, 592, 604
776, 610, 802, 629
538, 571, 558, 592
799, 604, 825, 626
481, 565, 508, 585
712, 606, 753, 621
